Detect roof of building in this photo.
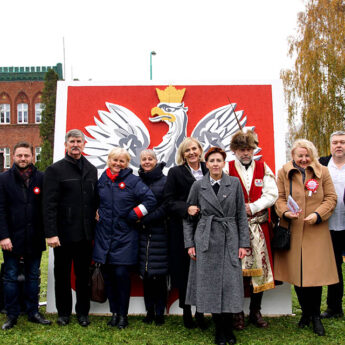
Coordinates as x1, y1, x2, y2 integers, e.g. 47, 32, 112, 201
0, 63, 63, 81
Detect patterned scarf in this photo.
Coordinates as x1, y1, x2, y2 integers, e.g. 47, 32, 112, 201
16, 165, 33, 187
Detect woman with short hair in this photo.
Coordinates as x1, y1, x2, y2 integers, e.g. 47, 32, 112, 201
93, 147, 156, 329
184, 147, 249, 345
164, 137, 208, 329
274, 139, 338, 336
138, 149, 168, 325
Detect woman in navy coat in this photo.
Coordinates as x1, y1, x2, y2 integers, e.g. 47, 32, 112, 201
93, 147, 156, 329
138, 150, 168, 325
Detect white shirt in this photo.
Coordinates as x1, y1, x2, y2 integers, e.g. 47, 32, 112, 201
327, 158, 345, 231
189, 164, 203, 181
234, 158, 278, 215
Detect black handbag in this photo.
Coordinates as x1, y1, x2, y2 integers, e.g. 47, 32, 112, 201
272, 177, 292, 250
89, 263, 107, 303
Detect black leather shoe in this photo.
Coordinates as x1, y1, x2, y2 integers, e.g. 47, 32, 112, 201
107, 313, 119, 327
249, 310, 268, 328
142, 312, 155, 324
311, 316, 325, 336
195, 312, 208, 330
117, 315, 128, 329
28, 312, 52, 325
214, 332, 227, 345
77, 315, 90, 327
298, 314, 311, 328
225, 329, 237, 345
2, 317, 17, 330
57, 316, 70, 326
155, 315, 165, 325
320, 308, 344, 319
183, 309, 196, 329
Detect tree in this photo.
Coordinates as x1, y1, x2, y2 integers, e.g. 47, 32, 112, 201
36, 69, 59, 171
281, 0, 345, 156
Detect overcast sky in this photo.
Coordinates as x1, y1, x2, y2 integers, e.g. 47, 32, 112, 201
2, 0, 305, 82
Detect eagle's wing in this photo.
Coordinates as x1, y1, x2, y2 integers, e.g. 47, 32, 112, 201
191, 103, 261, 161
83, 102, 150, 174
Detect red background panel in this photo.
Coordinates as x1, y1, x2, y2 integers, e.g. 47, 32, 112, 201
66, 85, 275, 171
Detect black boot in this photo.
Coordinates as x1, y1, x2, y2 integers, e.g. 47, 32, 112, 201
142, 308, 155, 324
195, 311, 208, 330
311, 316, 325, 336
223, 313, 236, 344
183, 306, 196, 329
213, 314, 226, 345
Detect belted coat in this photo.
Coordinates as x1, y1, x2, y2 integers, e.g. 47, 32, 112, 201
274, 161, 338, 287
183, 172, 250, 313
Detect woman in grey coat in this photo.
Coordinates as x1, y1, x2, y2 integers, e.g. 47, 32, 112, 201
184, 147, 250, 345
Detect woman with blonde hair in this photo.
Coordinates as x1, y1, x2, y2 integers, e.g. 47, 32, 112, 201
93, 147, 156, 329
164, 137, 208, 329
274, 139, 338, 336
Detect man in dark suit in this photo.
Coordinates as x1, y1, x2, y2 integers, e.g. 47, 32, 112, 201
0, 142, 51, 330
319, 130, 345, 319
43, 129, 98, 327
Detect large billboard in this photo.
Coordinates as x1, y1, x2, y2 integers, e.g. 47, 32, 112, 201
47, 81, 291, 315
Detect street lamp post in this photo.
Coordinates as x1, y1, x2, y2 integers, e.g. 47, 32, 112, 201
150, 51, 156, 80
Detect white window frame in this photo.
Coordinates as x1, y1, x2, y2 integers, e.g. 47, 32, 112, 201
35, 103, 43, 124
0, 104, 10, 124
17, 103, 28, 124
0, 148, 10, 169
35, 147, 41, 162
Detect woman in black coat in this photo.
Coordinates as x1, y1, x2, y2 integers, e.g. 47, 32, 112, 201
138, 149, 168, 325
93, 147, 156, 329
164, 137, 208, 329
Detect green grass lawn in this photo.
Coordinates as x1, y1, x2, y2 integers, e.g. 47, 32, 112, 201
0, 250, 344, 345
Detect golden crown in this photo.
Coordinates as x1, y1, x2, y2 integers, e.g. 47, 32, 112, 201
156, 85, 186, 103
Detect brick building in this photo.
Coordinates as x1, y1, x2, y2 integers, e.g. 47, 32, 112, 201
0, 63, 63, 169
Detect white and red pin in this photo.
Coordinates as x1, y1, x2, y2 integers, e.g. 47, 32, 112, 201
305, 179, 319, 197
33, 187, 41, 195
119, 182, 126, 190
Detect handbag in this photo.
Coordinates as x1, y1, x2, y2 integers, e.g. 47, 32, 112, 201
89, 263, 107, 303
272, 177, 292, 250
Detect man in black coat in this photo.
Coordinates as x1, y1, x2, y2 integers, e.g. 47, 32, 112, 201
43, 129, 98, 327
0, 142, 51, 330
319, 130, 345, 319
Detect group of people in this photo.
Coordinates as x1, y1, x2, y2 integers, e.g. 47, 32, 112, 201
0, 128, 343, 345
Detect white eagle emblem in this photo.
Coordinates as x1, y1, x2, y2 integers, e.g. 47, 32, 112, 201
83, 86, 261, 174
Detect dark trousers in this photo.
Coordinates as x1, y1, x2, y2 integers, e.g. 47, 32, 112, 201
103, 264, 131, 316
143, 274, 167, 316
326, 230, 344, 312
3, 251, 42, 318
294, 285, 322, 317
53, 240, 92, 317
249, 286, 263, 312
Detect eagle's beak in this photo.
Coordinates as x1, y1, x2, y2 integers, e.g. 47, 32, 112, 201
150, 107, 176, 123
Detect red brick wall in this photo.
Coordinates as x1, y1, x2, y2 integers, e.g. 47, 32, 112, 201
0, 81, 44, 166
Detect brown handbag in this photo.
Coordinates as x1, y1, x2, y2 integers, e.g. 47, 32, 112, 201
89, 263, 107, 303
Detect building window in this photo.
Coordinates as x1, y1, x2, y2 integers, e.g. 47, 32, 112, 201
0, 148, 10, 169
0, 104, 10, 124
17, 103, 28, 124
35, 147, 41, 162
35, 103, 43, 123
